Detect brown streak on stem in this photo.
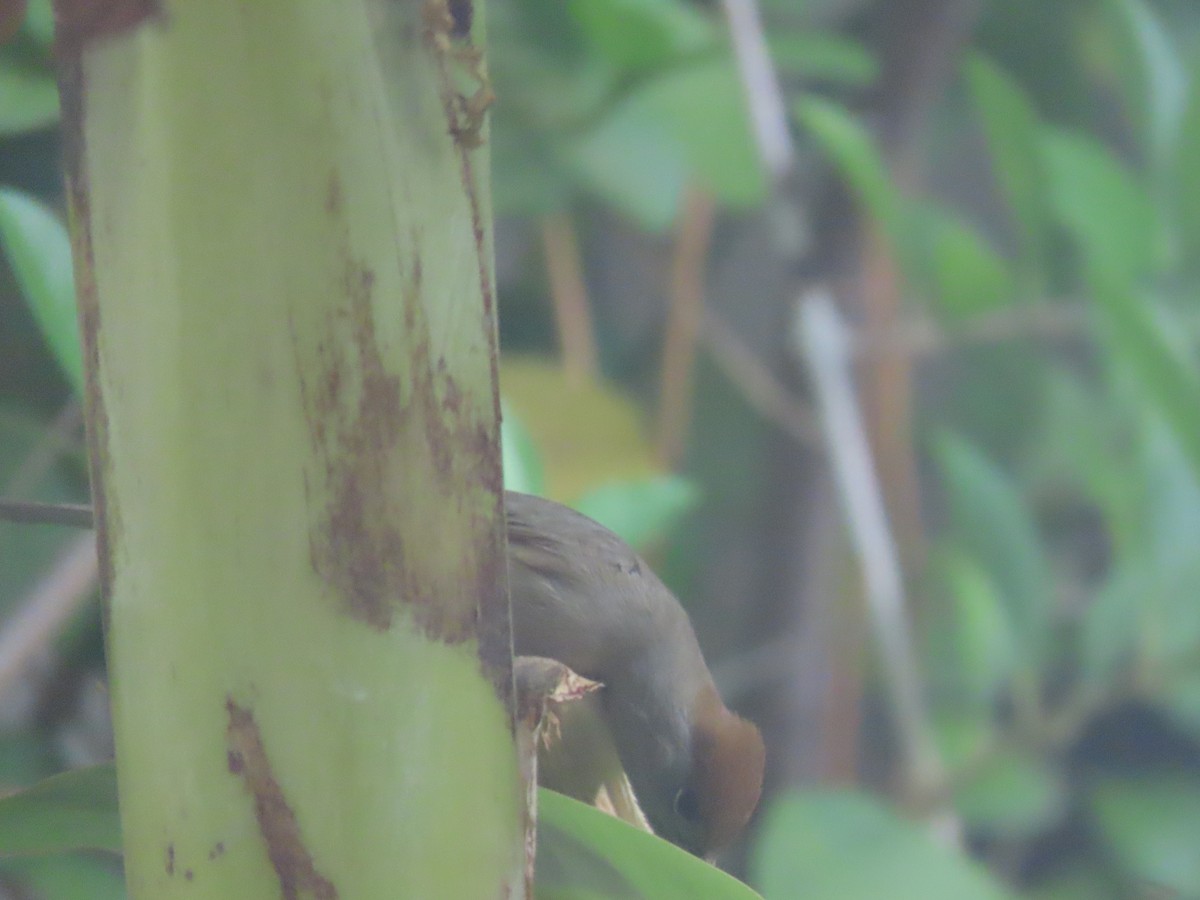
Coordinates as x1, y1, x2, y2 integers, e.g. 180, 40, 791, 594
225, 698, 338, 900
56, 53, 118, 637
434, 6, 512, 708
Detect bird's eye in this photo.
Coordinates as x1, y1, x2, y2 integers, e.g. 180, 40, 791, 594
673, 787, 700, 823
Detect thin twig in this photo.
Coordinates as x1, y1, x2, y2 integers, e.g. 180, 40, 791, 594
541, 212, 598, 385
720, 0, 795, 179
698, 303, 1094, 450
656, 187, 717, 467
699, 307, 819, 445
853, 303, 1090, 358
0, 499, 94, 528
858, 224, 924, 584
796, 288, 948, 804
0, 534, 98, 701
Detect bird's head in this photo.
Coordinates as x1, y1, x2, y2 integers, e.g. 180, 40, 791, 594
623, 682, 765, 858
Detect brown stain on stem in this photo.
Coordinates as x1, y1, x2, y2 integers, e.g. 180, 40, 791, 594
225, 698, 338, 900
55, 53, 120, 635
422, 4, 511, 696
295, 8, 512, 721
297, 175, 505, 651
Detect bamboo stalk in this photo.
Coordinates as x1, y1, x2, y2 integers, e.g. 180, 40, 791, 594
55, 1, 521, 895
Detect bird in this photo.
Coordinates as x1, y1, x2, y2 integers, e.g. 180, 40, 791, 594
506, 491, 765, 858
0, 493, 767, 855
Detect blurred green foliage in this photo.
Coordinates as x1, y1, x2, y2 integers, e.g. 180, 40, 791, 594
3, 0, 1200, 897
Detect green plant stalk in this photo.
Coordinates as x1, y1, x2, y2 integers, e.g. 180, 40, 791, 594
56, 1, 521, 896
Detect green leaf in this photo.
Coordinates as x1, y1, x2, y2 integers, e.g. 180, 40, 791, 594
562, 54, 768, 228
914, 204, 1014, 319
0, 189, 83, 393
1084, 423, 1200, 684
0, 854, 126, 900
1095, 0, 1187, 167
965, 54, 1049, 285
502, 401, 546, 496
952, 749, 1066, 839
23, 0, 56, 48
0, 765, 122, 857
752, 789, 1015, 900
563, 101, 687, 231
934, 433, 1051, 667
567, 0, 715, 73
1079, 559, 1143, 685
501, 358, 662, 503
1033, 370, 1139, 549
767, 34, 878, 86
572, 476, 699, 550
1174, 76, 1200, 270
795, 95, 899, 236
0, 53, 59, 136
1092, 284, 1200, 483
1089, 774, 1200, 895
633, 57, 767, 211
537, 789, 761, 900
931, 713, 995, 775
926, 551, 1018, 708
1040, 127, 1158, 284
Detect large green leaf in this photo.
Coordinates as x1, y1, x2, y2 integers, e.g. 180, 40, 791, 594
0, 189, 83, 393
538, 789, 761, 900
1089, 774, 1200, 895
752, 789, 1014, 900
